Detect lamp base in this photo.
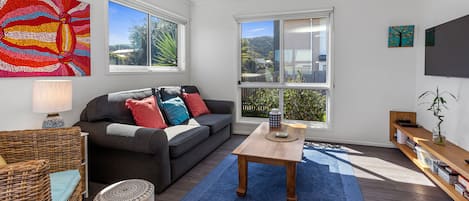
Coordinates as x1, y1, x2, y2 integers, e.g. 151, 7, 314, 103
42, 113, 65, 128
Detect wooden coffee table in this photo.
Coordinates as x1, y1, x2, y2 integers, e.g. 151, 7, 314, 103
232, 122, 305, 201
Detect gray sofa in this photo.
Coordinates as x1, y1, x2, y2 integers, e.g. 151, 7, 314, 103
75, 85, 233, 193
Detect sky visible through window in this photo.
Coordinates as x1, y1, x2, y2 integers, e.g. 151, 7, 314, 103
109, 2, 146, 45
242, 21, 274, 38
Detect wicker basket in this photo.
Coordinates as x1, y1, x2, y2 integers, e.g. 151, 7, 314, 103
0, 127, 83, 201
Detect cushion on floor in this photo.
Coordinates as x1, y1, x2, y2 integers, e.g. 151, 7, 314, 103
167, 126, 210, 158
193, 114, 232, 134
50, 169, 81, 201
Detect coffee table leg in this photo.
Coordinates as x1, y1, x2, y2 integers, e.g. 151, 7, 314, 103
237, 155, 247, 197
286, 162, 297, 201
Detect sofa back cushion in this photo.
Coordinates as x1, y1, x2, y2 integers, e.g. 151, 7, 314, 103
83, 86, 201, 124
181, 85, 199, 94
85, 88, 154, 124
158, 86, 181, 101
158, 86, 200, 101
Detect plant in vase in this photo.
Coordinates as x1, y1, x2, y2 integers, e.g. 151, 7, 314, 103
418, 87, 456, 145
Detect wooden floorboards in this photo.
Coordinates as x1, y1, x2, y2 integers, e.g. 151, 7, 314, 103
343, 144, 452, 201
87, 135, 452, 201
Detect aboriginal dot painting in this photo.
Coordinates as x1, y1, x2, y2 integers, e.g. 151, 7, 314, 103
0, 0, 90, 77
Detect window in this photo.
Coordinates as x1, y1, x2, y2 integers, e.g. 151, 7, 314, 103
108, 0, 186, 72
238, 10, 333, 127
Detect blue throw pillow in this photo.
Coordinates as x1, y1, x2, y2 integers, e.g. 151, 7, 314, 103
161, 97, 190, 125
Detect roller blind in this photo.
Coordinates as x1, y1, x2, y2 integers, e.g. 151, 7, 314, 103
110, 0, 188, 25
234, 8, 333, 23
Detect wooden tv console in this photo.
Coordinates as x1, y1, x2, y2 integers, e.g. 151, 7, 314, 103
390, 111, 469, 201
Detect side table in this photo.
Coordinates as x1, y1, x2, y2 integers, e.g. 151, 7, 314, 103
81, 132, 89, 198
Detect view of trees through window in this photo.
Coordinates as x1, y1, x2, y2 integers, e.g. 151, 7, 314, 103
240, 17, 329, 122
241, 21, 279, 82
109, 2, 177, 67
241, 88, 326, 122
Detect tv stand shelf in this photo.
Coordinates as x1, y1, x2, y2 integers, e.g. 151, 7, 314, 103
390, 111, 469, 201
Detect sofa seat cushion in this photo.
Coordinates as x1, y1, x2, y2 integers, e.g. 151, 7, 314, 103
193, 114, 232, 134
167, 125, 210, 158
50, 169, 81, 201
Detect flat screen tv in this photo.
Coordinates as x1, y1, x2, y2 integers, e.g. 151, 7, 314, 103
425, 15, 469, 78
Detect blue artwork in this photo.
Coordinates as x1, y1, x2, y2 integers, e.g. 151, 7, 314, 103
388, 25, 415, 47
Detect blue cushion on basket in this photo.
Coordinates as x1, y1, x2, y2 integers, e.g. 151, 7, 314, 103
50, 169, 81, 201
161, 97, 190, 125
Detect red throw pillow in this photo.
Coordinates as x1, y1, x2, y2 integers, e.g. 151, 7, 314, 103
125, 96, 168, 129
182, 93, 210, 117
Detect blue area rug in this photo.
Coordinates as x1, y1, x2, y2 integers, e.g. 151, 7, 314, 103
181, 145, 364, 201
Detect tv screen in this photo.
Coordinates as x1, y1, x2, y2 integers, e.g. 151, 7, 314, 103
425, 15, 469, 78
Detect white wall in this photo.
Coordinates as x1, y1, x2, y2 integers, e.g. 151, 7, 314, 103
190, 0, 420, 147
416, 0, 469, 150
0, 0, 191, 130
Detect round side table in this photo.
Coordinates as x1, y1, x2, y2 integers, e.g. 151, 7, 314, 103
94, 179, 155, 201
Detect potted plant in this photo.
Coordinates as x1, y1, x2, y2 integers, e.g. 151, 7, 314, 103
418, 87, 456, 145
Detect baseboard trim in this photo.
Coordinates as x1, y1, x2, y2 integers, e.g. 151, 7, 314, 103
306, 136, 395, 148
232, 132, 396, 148
232, 130, 250, 135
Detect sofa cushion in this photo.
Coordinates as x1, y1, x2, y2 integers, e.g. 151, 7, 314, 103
50, 169, 81, 201
157, 85, 200, 101
85, 88, 154, 124
159, 86, 181, 101
182, 93, 210, 117
125, 96, 167, 129
166, 125, 210, 158
161, 97, 190, 125
181, 85, 200, 94
193, 114, 232, 134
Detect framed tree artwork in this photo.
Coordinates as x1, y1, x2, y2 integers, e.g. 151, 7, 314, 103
388, 25, 415, 48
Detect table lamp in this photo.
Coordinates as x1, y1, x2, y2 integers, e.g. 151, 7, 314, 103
33, 80, 72, 128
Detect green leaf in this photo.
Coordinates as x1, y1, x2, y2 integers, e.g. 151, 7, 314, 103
418, 91, 430, 99
440, 97, 446, 104
153, 32, 177, 66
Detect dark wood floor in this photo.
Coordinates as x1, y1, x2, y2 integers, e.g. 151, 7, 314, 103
87, 135, 452, 201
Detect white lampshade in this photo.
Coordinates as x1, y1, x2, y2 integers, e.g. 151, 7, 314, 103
33, 80, 72, 114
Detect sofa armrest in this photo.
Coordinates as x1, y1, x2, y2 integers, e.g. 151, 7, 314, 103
76, 121, 172, 193
75, 121, 169, 155
204, 99, 234, 114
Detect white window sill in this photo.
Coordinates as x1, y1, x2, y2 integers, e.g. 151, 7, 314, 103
237, 117, 329, 130
108, 65, 185, 75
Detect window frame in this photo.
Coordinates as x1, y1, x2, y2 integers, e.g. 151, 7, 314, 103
106, 0, 188, 74
235, 8, 334, 129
